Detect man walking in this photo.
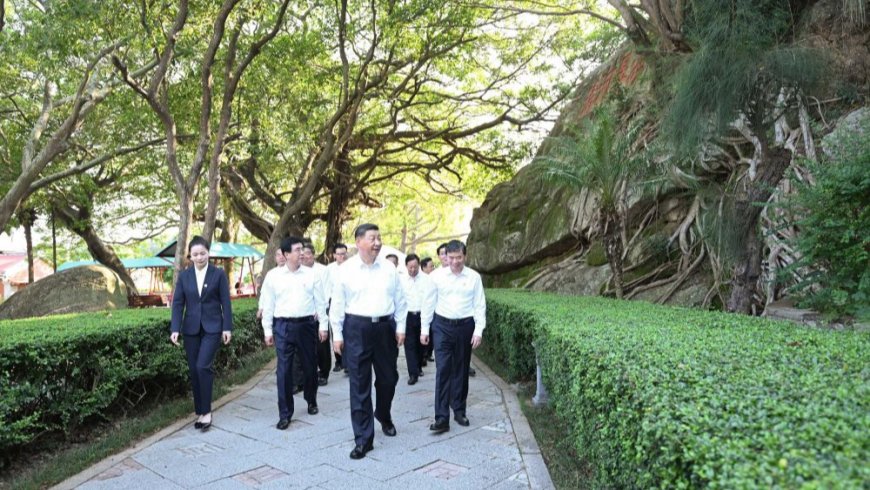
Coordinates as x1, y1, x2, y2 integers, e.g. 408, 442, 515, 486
401, 254, 432, 385
331, 224, 407, 459
326, 243, 349, 372
260, 237, 328, 430
422, 240, 485, 434
302, 242, 331, 386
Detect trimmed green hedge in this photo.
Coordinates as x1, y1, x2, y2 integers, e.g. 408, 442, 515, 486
481, 289, 869, 488
0, 299, 266, 457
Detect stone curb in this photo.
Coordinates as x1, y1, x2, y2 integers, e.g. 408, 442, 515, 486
52, 359, 278, 490
473, 354, 556, 490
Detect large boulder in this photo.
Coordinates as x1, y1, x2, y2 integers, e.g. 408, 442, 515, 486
0, 265, 128, 320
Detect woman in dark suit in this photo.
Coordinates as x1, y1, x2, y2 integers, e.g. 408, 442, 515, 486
170, 236, 233, 430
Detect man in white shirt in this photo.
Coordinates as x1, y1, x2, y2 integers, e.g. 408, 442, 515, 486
401, 253, 433, 385
331, 223, 407, 460
326, 243, 349, 373
260, 237, 328, 430
303, 242, 331, 385
421, 240, 486, 433
420, 257, 435, 274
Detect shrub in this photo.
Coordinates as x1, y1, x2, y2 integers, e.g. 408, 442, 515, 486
0, 299, 265, 457
484, 289, 869, 488
783, 121, 870, 320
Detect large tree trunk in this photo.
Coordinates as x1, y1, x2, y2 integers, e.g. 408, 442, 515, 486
323, 151, 353, 261
726, 146, 792, 314
174, 190, 195, 282
20, 209, 35, 284
54, 204, 139, 295
602, 212, 625, 299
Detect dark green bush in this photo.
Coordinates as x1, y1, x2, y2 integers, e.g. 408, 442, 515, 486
0, 299, 265, 457
484, 289, 869, 488
782, 122, 870, 320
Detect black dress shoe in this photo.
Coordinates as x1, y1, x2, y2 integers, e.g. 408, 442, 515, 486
308, 404, 319, 415
276, 418, 291, 430
318, 377, 328, 386
428, 355, 435, 362
332, 364, 342, 372
194, 422, 204, 429
407, 375, 418, 385
429, 419, 450, 434
455, 414, 470, 426
349, 441, 373, 459
418, 370, 424, 377
381, 422, 397, 437
469, 368, 476, 377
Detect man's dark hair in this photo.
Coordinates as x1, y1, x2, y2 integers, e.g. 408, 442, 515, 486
420, 257, 433, 268
354, 223, 379, 239
188, 235, 210, 252
385, 253, 398, 261
405, 253, 420, 265
445, 240, 466, 255
333, 242, 347, 253
302, 240, 316, 253
437, 242, 448, 255
280, 236, 304, 254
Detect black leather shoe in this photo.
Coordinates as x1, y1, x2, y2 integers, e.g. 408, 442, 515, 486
429, 419, 450, 434
318, 377, 328, 386
308, 404, 319, 415
455, 414, 470, 426
194, 422, 204, 429
332, 364, 342, 372
407, 375, 418, 385
349, 441, 373, 459
469, 368, 476, 377
428, 355, 435, 362
418, 370, 424, 377
276, 418, 290, 430
381, 422, 397, 437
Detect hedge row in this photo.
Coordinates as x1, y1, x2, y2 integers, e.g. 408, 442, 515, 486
481, 289, 869, 489
0, 299, 266, 457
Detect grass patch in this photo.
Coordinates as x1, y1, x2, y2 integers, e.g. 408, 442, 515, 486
516, 384, 594, 490
3, 348, 275, 490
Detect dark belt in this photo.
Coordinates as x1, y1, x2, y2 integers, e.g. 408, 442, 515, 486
434, 314, 473, 325
346, 313, 392, 323
275, 315, 315, 323
408, 311, 421, 316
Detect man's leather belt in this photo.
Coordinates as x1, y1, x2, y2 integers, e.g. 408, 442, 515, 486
434, 314, 473, 325
275, 315, 315, 323
346, 313, 392, 323
408, 311, 421, 316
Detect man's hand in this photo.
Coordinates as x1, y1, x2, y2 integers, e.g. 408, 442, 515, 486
396, 333, 405, 346
264, 335, 274, 346
256, 308, 263, 320
333, 340, 343, 355
420, 334, 429, 345
319, 330, 328, 342
471, 335, 482, 349
222, 331, 232, 345
170, 332, 180, 346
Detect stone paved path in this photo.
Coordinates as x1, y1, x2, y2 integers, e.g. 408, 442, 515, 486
56, 352, 553, 489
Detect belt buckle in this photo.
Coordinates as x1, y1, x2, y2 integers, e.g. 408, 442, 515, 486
371, 316, 379, 323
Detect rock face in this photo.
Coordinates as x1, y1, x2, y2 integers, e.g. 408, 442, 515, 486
0, 265, 128, 320
467, 0, 868, 309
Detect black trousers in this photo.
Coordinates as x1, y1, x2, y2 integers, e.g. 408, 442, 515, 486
343, 315, 398, 446
317, 330, 332, 379
432, 315, 474, 422
274, 317, 318, 420
183, 327, 222, 415
404, 312, 424, 376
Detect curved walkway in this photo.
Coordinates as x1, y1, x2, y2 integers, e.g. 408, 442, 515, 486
56, 353, 553, 489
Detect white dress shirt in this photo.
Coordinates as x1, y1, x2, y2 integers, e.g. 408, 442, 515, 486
305, 262, 328, 297
260, 265, 328, 337
194, 265, 208, 295
401, 272, 433, 313
324, 261, 342, 301
422, 265, 486, 338
330, 255, 407, 342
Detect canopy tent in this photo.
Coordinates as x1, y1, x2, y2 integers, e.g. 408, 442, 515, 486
157, 240, 264, 297
58, 257, 173, 271
155, 241, 264, 260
